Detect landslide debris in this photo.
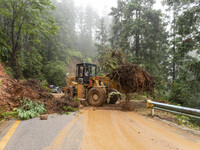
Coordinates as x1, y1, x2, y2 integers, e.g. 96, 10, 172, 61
45, 96, 79, 114
0, 63, 78, 113
0, 78, 53, 111
108, 63, 155, 94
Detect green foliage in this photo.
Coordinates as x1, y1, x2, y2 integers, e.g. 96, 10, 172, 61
4, 66, 14, 78
0, 0, 58, 79
15, 98, 46, 120
62, 106, 79, 115
110, 0, 168, 58
23, 48, 43, 79
97, 48, 126, 74
41, 80, 51, 92
0, 26, 10, 62
175, 115, 190, 126
169, 78, 200, 108
43, 61, 66, 86
0, 106, 17, 120
169, 81, 190, 105
130, 93, 151, 101
65, 50, 84, 65
96, 18, 109, 47
64, 112, 70, 115
1, 111, 18, 119
73, 97, 80, 103
173, 115, 200, 130
62, 106, 74, 112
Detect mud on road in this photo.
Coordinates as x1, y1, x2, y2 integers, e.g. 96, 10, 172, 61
81, 108, 200, 150
1, 107, 200, 150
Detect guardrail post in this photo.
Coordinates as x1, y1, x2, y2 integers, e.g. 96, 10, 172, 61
151, 109, 154, 116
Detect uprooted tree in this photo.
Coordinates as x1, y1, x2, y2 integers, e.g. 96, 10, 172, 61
104, 50, 155, 102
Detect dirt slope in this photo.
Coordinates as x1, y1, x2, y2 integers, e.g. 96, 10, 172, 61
81, 109, 200, 150
0, 64, 78, 113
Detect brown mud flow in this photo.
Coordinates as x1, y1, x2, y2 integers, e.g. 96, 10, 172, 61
81, 109, 200, 150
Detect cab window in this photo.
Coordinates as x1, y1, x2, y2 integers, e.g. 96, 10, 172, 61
77, 66, 83, 77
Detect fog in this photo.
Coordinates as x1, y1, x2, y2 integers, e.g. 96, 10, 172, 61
74, 0, 163, 16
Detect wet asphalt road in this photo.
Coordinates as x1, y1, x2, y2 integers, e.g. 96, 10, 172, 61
1, 109, 200, 150
2, 113, 83, 150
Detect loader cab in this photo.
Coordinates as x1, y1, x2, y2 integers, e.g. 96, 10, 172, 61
76, 63, 97, 84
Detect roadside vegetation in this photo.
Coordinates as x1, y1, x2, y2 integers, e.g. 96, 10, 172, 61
15, 98, 46, 120
0, 98, 46, 120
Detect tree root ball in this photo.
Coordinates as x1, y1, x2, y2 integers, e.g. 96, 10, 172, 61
108, 63, 155, 95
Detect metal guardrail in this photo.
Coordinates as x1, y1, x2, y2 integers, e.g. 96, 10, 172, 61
147, 100, 200, 119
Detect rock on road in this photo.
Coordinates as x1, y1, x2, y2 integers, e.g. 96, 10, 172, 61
0, 108, 200, 150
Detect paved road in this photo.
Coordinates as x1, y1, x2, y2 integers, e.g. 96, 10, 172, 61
0, 109, 200, 150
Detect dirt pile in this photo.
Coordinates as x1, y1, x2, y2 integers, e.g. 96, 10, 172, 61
45, 96, 79, 113
0, 78, 53, 111
109, 63, 155, 94
120, 101, 135, 111
0, 64, 78, 113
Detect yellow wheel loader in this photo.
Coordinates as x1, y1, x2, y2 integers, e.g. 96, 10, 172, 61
65, 63, 123, 106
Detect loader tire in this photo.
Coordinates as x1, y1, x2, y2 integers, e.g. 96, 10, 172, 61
107, 88, 119, 104
87, 87, 106, 106
65, 86, 74, 97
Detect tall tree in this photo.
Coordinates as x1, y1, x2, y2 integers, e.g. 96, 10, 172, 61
76, 5, 100, 57
95, 17, 110, 72
96, 18, 109, 47
110, 0, 168, 60
164, 0, 200, 108
163, 0, 182, 82
0, 0, 57, 79
109, 0, 169, 73
108, 0, 170, 97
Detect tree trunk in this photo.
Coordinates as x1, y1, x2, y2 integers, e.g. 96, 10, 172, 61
135, 34, 139, 57
135, 9, 140, 59
172, 8, 176, 83
125, 93, 130, 101
9, 6, 23, 79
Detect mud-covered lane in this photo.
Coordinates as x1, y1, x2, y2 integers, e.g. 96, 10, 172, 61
1, 109, 200, 150
81, 109, 200, 150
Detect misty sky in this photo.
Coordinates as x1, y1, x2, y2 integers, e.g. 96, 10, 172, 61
74, 0, 163, 15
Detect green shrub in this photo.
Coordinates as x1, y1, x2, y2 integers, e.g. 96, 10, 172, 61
15, 98, 46, 120
41, 80, 51, 92
4, 66, 14, 78
43, 61, 66, 86
168, 81, 190, 106
62, 106, 79, 115
62, 106, 74, 112
0, 106, 17, 120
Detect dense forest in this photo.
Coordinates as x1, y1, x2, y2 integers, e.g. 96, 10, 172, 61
0, 0, 101, 85
0, 0, 199, 108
